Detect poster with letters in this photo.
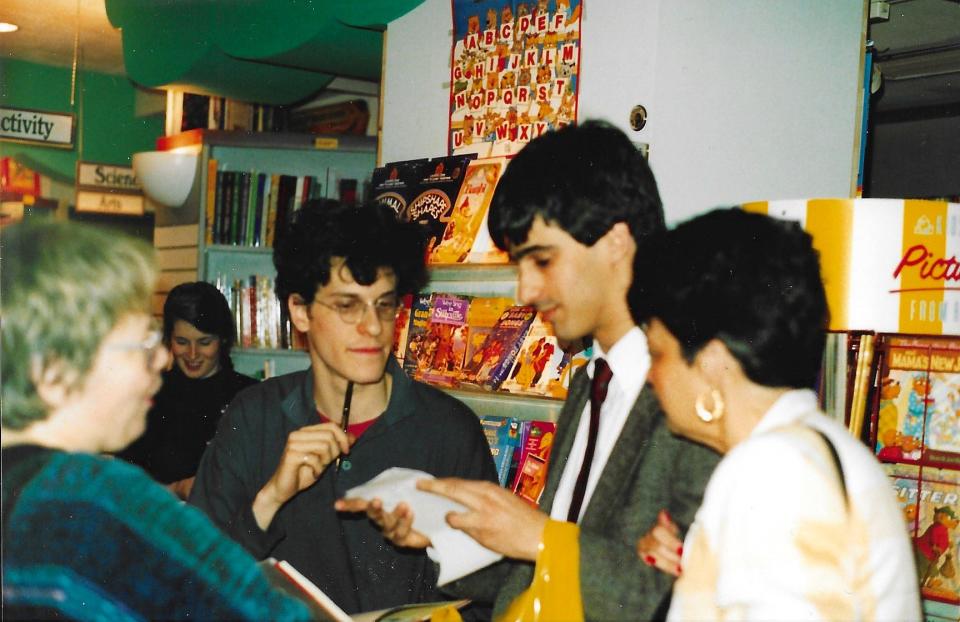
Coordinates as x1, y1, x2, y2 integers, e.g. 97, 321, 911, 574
449, 0, 582, 157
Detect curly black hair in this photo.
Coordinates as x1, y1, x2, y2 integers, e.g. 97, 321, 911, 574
488, 119, 664, 250
629, 208, 829, 389
273, 200, 428, 304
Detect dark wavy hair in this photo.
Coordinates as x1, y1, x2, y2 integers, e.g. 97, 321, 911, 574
488, 119, 664, 249
273, 200, 428, 304
163, 282, 237, 367
629, 208, 829, 389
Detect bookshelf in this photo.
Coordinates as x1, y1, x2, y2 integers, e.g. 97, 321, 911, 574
152, 130, 377, 376
154, 140, 562, 422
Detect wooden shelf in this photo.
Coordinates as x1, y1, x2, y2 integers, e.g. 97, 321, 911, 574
157, 129, 376, 153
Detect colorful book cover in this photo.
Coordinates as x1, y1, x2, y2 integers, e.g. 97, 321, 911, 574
392, 293, 414, 366
371, 158, 428, 221
461, 296, 514, 382
479, 415, 523, 487
549, 341, 592, 400
204, 158, 218, 245
407, 154, 475, 258
873, 337, 960, 469
501, 315, 565, 397
449, 0, 583, 158
429, 157, 507, 264
419, 293, 473, 387
264, 173, 281, 247
461, 305, 536, 391
401, 293, 435, 379
885, 463, 960, 607
511, 419, 557, 506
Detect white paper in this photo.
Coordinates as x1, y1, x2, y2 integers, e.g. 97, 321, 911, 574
344, 467, 503, 585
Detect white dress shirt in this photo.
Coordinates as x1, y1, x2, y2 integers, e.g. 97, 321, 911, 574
550, 326, 650, 523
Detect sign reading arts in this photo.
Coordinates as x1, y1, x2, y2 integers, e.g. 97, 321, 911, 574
0, 107, 75, 148
75, 190, 145, 216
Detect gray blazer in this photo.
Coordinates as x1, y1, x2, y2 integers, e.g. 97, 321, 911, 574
453, 367, 720, 621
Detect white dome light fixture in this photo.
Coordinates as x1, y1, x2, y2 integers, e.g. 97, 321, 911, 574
132, 151, 198, 207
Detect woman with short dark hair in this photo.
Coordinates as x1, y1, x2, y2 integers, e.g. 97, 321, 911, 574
630, 208, 920, 620
118, 281, 256, 498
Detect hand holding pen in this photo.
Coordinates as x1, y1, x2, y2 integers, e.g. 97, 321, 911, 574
252, 381, 355, 530
335, 381, 354, 472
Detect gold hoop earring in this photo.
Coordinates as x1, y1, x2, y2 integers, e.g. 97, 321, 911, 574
695, 389, 724, 423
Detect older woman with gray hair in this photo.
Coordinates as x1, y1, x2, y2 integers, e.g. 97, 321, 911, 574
1, 220, 308, 620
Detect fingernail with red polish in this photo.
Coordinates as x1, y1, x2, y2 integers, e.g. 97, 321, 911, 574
677, 546, 684, 556
676, 564, 682, 574
644, 555, 656, 566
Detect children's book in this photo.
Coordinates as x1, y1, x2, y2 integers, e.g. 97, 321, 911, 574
884, 463, 960, 609
371, 159, 428, 221
401, 293, 435, 379
407, 154, 475, 258
260, 558, 470, 622
460, 305, 537, 391
460, 296, 514, 383
392, 294, 414, 366
500, 315, 566, 397
418, 293, 472, 387
428, 157, 507, 264
478, 415, 523, 487
873, 336, 960, 469
511, 420, 557, 506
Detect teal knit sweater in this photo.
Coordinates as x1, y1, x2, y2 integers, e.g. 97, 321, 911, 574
2, 445, 310, 621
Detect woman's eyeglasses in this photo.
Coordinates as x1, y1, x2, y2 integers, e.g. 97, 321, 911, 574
107, 328, 166, 369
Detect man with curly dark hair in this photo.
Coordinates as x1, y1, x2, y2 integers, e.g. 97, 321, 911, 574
190, 200, 498, 615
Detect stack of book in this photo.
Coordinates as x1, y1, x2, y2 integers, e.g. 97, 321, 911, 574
204, 165, 327, 247
868, 334, 960, 620
395, 293, 583, 399
372, 155, 511, 265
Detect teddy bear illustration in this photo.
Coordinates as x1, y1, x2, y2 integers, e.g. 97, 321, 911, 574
462, 115, 475, 145
915, 506, 959, 588
502, 4, 514, 25
904, 373, 933, 441
500, 71, 516, 90
486, 7, 498, 31
518, 66, 533, 87
536, 65, 552, 83
467, 15, 480, 36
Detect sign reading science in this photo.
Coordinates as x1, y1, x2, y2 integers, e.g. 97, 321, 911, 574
744, 199, 960, 336
0, 107, 75, 148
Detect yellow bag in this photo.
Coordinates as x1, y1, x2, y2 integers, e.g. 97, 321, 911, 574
497, 520, 584, 622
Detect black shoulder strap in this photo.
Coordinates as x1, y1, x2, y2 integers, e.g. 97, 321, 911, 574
812, 429, 848, 506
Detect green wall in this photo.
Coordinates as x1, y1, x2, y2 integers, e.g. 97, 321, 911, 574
0, 59, 164, 184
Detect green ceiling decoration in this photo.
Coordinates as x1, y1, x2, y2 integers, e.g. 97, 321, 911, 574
105, 0, 426, 105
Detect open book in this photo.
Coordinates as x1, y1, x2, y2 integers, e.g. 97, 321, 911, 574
260, 558, 470, 622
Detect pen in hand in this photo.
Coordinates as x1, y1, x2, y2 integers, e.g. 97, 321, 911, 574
335, 381, 354, 472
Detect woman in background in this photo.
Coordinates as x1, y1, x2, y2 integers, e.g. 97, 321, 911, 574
630, 208, 920, 620
1, 220, 308, 620
119, 281, 256, 498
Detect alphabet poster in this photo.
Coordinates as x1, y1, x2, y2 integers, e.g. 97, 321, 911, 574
449, 0, 582, 157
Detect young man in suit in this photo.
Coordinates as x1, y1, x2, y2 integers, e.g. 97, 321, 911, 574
338, 121, 720, 620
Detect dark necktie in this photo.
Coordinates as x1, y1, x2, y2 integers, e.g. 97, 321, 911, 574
566, 358, 613, 523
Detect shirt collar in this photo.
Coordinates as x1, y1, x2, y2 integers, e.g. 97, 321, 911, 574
751, 388, 820, 437
589, 326, 650, 398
